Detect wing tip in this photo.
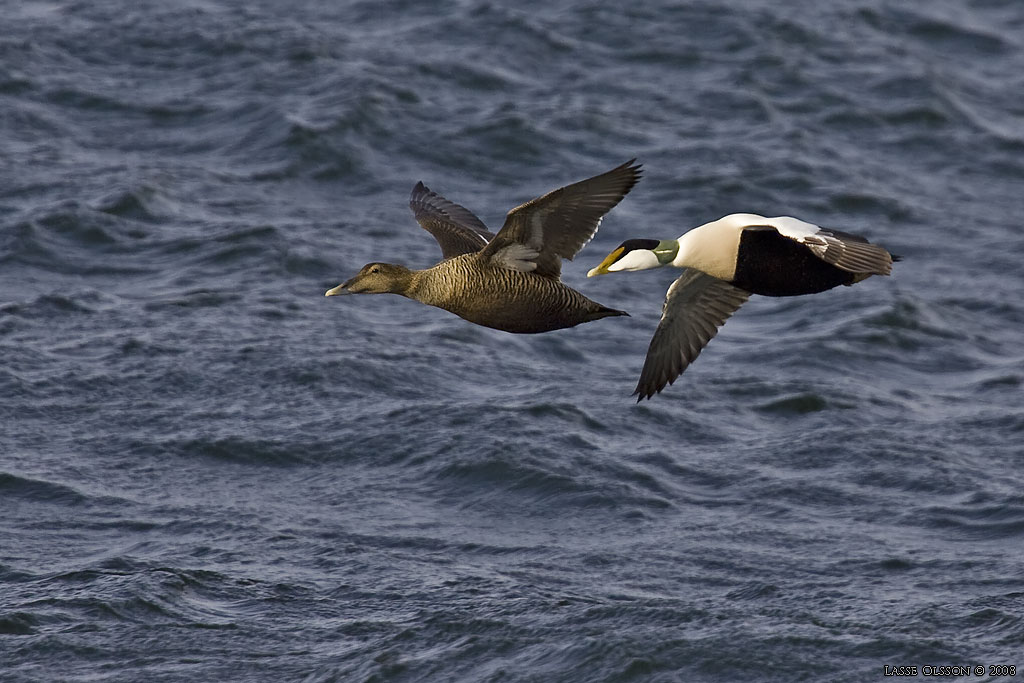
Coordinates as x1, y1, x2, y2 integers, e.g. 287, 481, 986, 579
618, 158, 644, 188
620, 157, 643, 174
631, 382, 660, 403
409, 181, 434, 209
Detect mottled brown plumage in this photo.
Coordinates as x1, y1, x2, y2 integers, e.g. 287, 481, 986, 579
326, 160, 642, 333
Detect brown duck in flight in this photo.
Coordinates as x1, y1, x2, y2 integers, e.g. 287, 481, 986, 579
326, 160, 642, 334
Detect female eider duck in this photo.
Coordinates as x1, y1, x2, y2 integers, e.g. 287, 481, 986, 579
587, 213, 900, 400
326, 160, 642, 334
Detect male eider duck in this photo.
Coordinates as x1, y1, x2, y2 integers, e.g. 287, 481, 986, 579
326, 160, 642, 334
587, 213, 900, 400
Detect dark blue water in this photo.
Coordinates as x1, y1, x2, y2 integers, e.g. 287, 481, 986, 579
3, 1, 1023, 681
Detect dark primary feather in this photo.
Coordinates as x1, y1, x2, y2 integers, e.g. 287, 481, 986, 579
800, 229, 895, 276
479, 159, 642, 279
634, 270, 750, 401
409, 181, 496, 259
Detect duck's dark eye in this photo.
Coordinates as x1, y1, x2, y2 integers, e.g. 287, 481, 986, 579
369, 265, 380, 274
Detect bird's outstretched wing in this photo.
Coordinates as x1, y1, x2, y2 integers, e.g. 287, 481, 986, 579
634, 269, 749, 401
479, 160, 642, 279
409, 181, 496, 259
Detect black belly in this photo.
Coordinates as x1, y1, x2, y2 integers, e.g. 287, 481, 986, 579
730, 228, 855, 297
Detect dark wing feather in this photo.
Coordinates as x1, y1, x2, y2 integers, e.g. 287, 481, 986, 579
634, 270, 750, 401
479, 160, 642, 279
799, 229, 895, 276
409, 182, 495, 259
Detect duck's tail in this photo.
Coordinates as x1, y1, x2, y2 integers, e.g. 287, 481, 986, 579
590, 306, 629, 322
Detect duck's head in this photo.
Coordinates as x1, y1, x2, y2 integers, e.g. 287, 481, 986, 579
325, 262, 412, 296
587, 239, 679, 277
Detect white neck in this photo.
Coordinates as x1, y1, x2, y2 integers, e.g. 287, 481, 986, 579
672, 218, 746, 280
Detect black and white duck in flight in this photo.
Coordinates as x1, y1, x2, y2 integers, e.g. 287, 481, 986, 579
587, 213, 900, 400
